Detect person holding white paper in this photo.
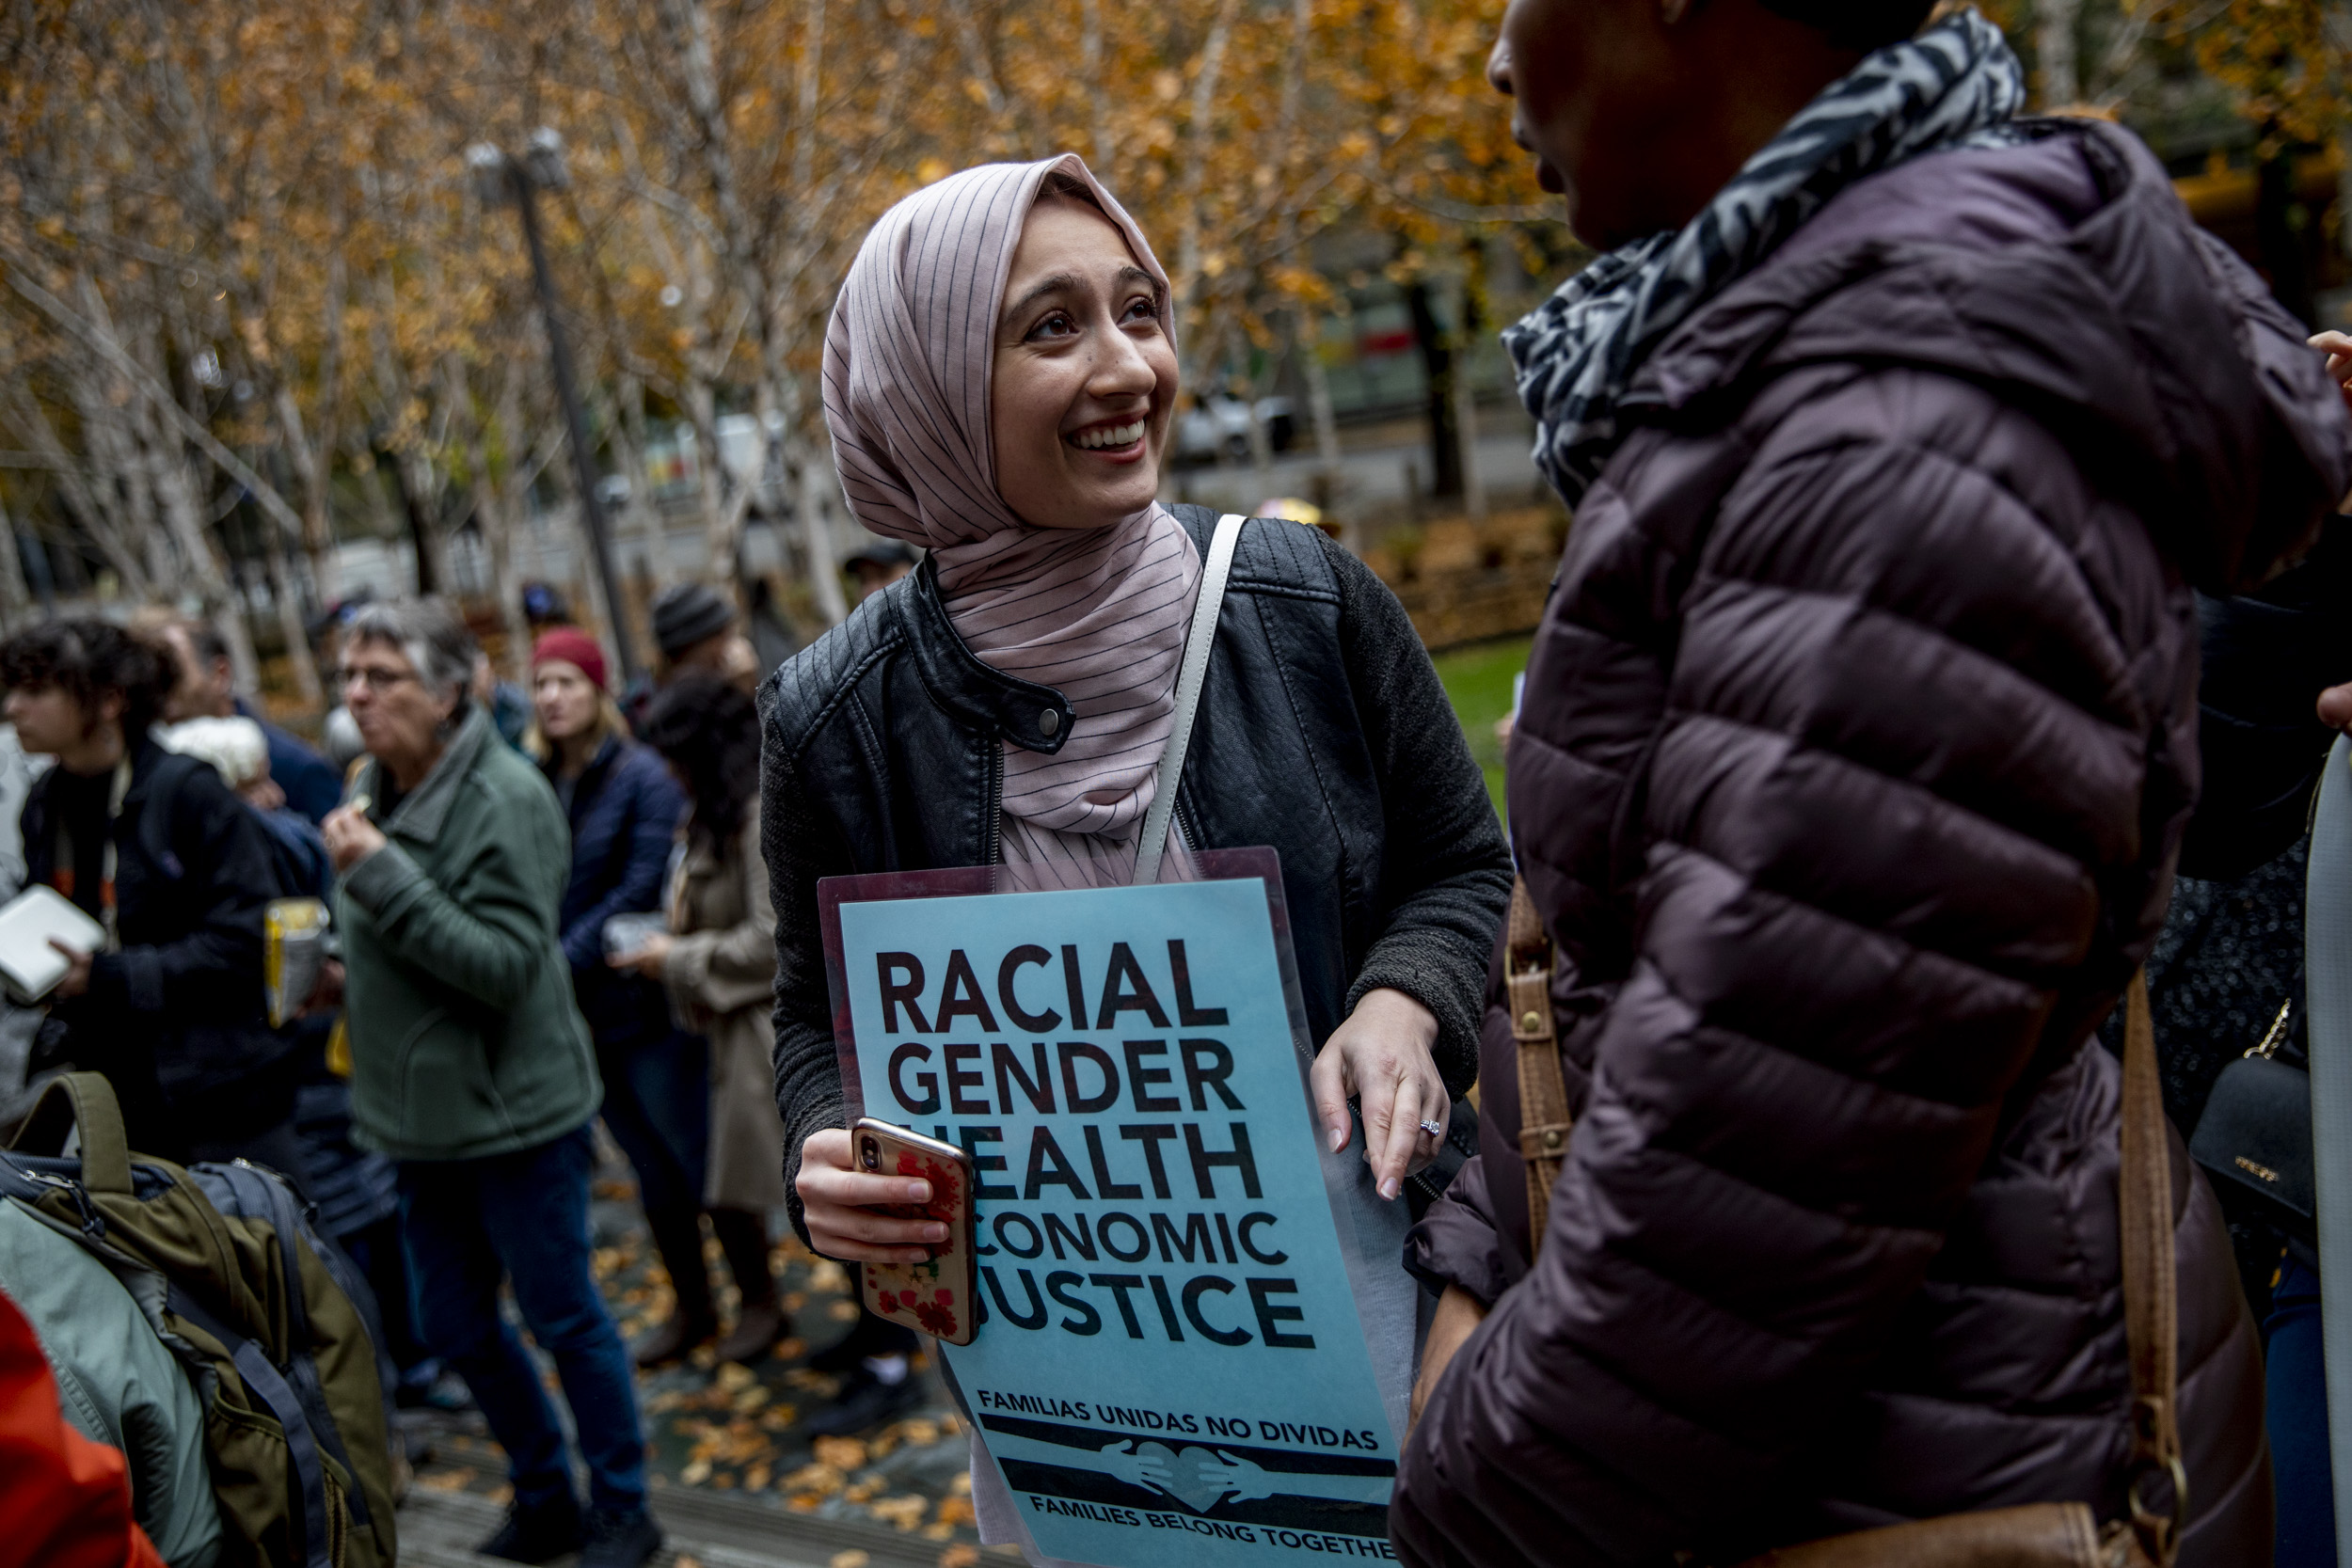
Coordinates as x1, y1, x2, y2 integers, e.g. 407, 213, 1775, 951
0, 620, 291, 1176
759, 156, 1512, 1553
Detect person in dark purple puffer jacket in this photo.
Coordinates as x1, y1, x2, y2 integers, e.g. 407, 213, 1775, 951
1391, 4, 2352, 1566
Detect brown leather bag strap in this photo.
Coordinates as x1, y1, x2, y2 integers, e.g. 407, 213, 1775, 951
1508, 878, 1574, 1259
2118, 972, 2186, 1564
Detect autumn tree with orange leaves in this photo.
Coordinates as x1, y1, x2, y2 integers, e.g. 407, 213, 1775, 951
0, 0, 1534, 690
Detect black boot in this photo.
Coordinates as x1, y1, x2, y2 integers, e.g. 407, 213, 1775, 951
580, 1507, 663, 1568
809, 1307, 919, 1373
477, 1492, 584, 1563
631, 1202, 716, 1367
709, 1207, 789, 1362
806, 1363, 922, 1436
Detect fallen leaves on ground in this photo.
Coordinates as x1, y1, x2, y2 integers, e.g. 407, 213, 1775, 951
414, 1164, 980, 1549
869, 1494, 929, 1531
814, 1435, 868, 1471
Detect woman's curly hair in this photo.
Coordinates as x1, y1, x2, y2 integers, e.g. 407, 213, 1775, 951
0, 618, 180, 740
639, 674, 761, 851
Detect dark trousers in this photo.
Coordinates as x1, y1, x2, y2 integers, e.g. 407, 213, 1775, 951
597, 1031, 775, 1318
399, 1125, 646, 1515
597, 1030, 708, 1218
341, 1215, 434, 1380
2268, 1256, 2337, 1568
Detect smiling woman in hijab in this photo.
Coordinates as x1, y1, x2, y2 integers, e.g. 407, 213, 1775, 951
760, 154, 1511, 1541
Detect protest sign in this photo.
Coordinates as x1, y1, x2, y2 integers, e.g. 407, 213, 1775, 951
820, 848, 1399, 1567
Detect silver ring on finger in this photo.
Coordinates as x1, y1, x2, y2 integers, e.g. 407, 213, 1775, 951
1418, 1118, 1443, 1139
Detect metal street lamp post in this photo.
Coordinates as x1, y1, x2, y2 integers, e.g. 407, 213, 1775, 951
468, 131, 642, 686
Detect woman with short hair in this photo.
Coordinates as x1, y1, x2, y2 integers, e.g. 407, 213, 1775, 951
0, 618, 289, 1173
324, 599, 660, 1568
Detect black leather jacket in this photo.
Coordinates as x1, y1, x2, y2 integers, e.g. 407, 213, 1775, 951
760, 505, 1513, 1238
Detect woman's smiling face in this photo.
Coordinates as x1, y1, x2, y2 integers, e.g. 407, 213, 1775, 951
990, 194, 1177, 531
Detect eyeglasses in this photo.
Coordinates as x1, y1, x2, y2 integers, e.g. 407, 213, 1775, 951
335, 665, 419, 694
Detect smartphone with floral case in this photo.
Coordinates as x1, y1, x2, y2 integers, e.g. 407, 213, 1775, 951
851, 1117, 977, 1345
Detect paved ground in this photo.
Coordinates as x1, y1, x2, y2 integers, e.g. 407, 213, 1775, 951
396, 1152, 1007, 1568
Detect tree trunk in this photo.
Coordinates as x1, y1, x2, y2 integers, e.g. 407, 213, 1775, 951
2034, 0, 2080, 106
261, 542, 322, 707
795, 433, 850, 627
478, 484, 532, 680
2341, 122, 2352, 266
2257, 139, 2318, 327
0, 499, 31, 635
603, 377, 666, 673
1453, 268, 1486, 520
147, 436, 260, 694
383, 446, 449, 595
1297, 309, 1343, 476
1406, 278, 1463, 499
276, 386, 340, 606
482, 360, 536, 680
685, 374, 731, 599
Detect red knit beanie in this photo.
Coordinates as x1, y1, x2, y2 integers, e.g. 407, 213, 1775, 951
532, 627, 609, 692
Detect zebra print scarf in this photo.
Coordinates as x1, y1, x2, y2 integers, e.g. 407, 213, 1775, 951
1506, 8, 2025, 510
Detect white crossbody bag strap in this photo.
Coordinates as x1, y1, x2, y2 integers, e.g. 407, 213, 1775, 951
1134, 513, 1246, 886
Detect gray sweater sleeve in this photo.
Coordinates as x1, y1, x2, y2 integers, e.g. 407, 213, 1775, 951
1319, 531, 1516, 1096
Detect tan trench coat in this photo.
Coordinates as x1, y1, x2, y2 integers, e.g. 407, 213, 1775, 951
660, 800, 787, 1213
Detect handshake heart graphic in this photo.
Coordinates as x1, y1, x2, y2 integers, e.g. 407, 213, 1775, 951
1100, 1440, 1276, 1513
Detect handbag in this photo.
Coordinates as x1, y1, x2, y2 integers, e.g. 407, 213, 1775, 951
1505, 875, 2185, 1568
2188, 996, 2314, 1237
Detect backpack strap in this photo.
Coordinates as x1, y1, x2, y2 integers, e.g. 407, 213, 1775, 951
168, 1285, 335, 1568
8, 1072, 132, 1196
195, 1161, 377, 1534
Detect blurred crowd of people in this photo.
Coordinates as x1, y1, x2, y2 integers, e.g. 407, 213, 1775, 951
10, 3, 2352, 1567
0, 553, 920, 1568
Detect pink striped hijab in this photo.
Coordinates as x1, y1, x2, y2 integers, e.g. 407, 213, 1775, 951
823, 155, 1200, 872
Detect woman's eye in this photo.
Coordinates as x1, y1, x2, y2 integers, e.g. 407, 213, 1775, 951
1121, 297, 1160, 325
1028, 311, 1076, 341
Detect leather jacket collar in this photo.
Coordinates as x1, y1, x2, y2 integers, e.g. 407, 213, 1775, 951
901, 557, 1073, 756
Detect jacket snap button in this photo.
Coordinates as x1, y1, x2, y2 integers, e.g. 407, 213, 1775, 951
1040, 708, 1060, 736
1520, 1010, 1541, 1032
1543, 1129, 1564, 1150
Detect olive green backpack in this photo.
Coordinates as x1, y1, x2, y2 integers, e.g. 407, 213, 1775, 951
1, 1073, 397, 1568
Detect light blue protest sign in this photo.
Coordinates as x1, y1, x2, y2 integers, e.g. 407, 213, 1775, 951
819, 849, 1398, 1567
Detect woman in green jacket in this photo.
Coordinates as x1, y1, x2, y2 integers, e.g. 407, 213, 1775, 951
322, 598, 659, 1568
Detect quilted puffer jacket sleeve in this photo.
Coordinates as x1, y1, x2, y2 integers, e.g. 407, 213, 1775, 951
1392, 357, 2198, 1565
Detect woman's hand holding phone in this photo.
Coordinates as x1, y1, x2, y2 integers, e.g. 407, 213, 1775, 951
796, 1128, 949, 1264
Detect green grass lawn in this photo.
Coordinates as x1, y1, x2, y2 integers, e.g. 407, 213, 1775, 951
1432, 634, 1532, 820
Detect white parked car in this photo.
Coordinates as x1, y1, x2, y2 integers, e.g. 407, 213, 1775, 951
1175, 395, 1295, 465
